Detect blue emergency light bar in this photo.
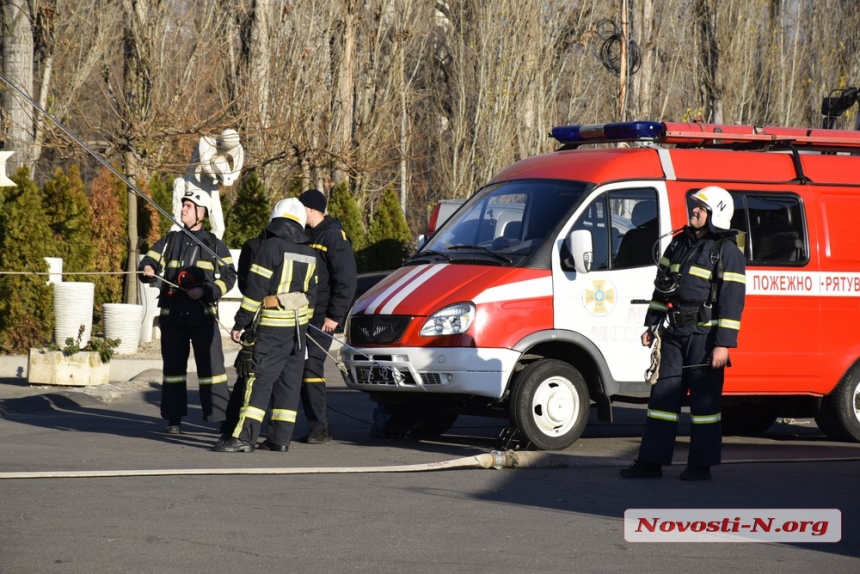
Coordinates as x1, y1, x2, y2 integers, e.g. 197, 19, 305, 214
551, 121, 665, 144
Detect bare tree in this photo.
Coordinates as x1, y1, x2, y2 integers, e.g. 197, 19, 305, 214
633, 0, 655, 119
694, 0, 722, 123
330, 0, 357, 188
6, 0, 860, 249
236, 0, 272, 139
30, 0, 56, 168
2, 0, 35, 172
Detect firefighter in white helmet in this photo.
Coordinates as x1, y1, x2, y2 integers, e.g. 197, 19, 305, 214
621, 186, 746, 481
215, 197, 318, 453
139, 189, 236, 434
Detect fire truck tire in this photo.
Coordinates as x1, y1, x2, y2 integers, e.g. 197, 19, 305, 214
721, 404, 777, 436
509, 359, 589, 451
813, 409, 848, 441
816, 364, 860, 442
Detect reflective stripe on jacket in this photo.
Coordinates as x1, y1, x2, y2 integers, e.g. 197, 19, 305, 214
233, 218, 318, 332
645, 227, 746, 347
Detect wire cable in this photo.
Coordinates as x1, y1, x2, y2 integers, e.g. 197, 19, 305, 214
0, 71, 226, 266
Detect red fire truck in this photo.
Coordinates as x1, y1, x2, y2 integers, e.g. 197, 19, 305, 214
342, 120, 860, 450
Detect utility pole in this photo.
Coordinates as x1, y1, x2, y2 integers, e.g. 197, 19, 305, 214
619, 0, 629, 121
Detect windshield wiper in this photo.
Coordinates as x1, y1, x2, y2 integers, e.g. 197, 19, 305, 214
447, 244, 512, 264
409, 249, 452, 263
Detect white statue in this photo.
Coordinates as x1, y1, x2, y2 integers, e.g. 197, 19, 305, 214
172, 129, 244, 239
0, 151, 16, 187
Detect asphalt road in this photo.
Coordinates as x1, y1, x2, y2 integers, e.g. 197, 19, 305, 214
1, 356, 859, 573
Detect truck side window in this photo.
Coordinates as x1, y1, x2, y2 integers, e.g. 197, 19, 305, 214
610, 189, 659, 268
728, 193, 806, 265
570, 189, 659, 270
571, 197, 610, 270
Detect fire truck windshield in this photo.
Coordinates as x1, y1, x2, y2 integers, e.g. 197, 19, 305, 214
417, 179, 588, 264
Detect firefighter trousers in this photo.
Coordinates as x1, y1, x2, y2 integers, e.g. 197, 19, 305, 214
637, 331, 724, 467
222, 374, 246, 435
230, 325, 304, 446
159, 321, 229, 423
299, 312, 331, 431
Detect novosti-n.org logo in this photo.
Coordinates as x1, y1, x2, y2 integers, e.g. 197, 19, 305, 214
624, 508, 841, 543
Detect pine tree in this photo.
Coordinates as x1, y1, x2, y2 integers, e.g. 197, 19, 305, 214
327, 181, 367, 252
0, 168, 57, 353
145, 172, 174, 243
131, 173, 162, 252
362, 186, 412, 272
223, 170, 271, 250
89, 167, 127, 319
42, 166, 95, 277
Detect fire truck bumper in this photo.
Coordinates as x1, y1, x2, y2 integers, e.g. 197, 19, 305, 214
340, 346, 520, 400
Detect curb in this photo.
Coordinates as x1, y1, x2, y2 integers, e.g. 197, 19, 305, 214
0, 349, 239, 384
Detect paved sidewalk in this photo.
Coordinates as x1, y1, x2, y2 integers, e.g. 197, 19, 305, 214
0, 345, 239, 388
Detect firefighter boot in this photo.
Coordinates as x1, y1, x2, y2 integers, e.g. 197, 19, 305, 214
619, 460, 663, 478
680, 465, 712, 481
213, 437, 255, 453
256, 439, 289, 452
301, 425, 332, 444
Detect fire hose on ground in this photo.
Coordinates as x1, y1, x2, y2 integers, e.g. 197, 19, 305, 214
1, 451, 859, 480
0, 450, 558, 480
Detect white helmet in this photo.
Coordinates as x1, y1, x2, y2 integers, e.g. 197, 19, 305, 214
691, 186, 734, 231
271, 197, 307, 228
182, 189, 211, 215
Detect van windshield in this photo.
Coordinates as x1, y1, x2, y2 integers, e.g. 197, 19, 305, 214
416, 179, 588, 264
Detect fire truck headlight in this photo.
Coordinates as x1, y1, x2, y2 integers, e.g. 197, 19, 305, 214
419, 303, 475, 337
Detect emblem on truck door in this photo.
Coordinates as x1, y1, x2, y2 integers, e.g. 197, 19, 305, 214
583, 279, 616, 316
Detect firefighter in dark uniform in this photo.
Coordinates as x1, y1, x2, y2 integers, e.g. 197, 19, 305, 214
139, 189, 236, 434
217, 227, 267, 442
215, 197, 318, 452
297, 189, 357, 444
621, 186, 746, 481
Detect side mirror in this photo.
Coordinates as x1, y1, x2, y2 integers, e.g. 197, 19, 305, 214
566, 229, 593, 273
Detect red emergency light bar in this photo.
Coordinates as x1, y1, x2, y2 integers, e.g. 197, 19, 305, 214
551, 121, 860, 149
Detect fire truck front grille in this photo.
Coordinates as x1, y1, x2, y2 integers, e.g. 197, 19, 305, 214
421, 373, 442, 385
349, 316, 412, 345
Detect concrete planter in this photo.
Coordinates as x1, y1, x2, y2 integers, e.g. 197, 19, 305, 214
27, 349, 110, 386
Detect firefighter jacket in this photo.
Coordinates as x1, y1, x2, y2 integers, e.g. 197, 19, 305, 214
233, 218, 318, 332
644, 226, 746, 348
139, 228, 236, 326
237, 231, 266, 295
307, 216, 357, 324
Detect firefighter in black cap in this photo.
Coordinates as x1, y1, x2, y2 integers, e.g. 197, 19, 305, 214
296, 189, 357, 444
139, 189, 236, 434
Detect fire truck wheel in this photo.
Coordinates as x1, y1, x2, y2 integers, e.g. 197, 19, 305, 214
813, 409, 848, 441
816, 364, 860, 442
509, 359, 589, 451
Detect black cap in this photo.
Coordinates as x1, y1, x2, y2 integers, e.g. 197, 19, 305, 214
298, 189, 327, 213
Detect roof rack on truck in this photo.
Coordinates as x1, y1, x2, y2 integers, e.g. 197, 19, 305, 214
551, 120, 860, 151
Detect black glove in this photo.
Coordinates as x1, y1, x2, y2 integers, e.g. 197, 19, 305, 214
234, 342, 254, 378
